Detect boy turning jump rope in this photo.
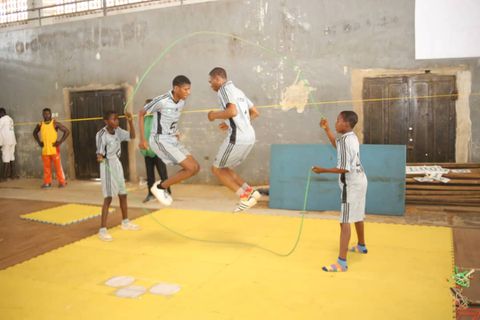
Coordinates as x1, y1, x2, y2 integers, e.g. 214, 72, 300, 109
312, 111, 368, 272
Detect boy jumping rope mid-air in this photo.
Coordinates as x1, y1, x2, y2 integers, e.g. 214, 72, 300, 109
140, 98, 170, 203
138, 75, 200, 206
207, 67, 261, 212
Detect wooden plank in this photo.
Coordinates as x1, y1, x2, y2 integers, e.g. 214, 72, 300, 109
406, 185, 480, 191
407, 205, 480, 214
406, 195, 480, 202
407, 200, 480, 207
407, 162, 480, 168
444, 206, 480, 216
406, 194, 480, 200
406, 178, 480, 185
407, 173, 480, 179
442, 173, 480, 179
406, 190, 480, 196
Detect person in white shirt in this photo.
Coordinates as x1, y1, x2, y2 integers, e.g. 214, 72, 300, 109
0, 108, 17, 181
207, 67, 261, 213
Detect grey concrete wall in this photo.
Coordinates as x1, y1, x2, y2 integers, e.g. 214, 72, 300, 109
1, 0, 479, 185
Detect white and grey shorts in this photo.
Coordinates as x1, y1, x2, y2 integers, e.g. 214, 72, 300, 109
100, 158, 127, 198
213, 140, 254, 169
338, 172, 368, 223
149, 135, 191, 166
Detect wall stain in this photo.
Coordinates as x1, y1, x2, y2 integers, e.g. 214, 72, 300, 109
15, 41, 24, 54
280, 72, 316, 113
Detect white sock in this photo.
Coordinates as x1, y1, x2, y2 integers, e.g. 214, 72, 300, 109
241, 183, 250, 191
236, 188, 244, 197
99, 227, 107, 233
122, 219, 129, 225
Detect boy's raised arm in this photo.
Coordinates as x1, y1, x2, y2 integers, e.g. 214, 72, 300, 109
320, 118, 336, 148
125, 112, 135, 139
138, 109, 147, 149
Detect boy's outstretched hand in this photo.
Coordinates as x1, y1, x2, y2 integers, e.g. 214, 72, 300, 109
320, 118, 329, 130
312, 166, 327, 174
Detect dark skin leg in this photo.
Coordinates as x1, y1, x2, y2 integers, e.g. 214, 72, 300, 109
119, 194, 128, 220
339, 223, 351, 260
211, 166, 241, 192
228, 168, 247, 189
154, 157, 171, 194
354, 221, 365, 245
101, 197, 112, 228
160, 156, 200, 189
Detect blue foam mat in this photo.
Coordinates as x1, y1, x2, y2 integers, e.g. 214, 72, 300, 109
269, 144, 406, 215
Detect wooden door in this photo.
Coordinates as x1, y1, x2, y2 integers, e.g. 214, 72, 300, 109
363, 77, 409, 145
363, 74, 456, 162
70, 90, 129, 180
408, 75, 456, 162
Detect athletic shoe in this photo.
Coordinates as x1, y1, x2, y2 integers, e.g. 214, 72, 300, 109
151, 181, 173, 206
98, 230, 113, 241
244, 187, 262, 201
233, 197, 257, 213
142, 194, 155, 203
41, 183, 52, 189
248, 190, 262, 201
121, 221, 140, 231
58, 183, 67, 188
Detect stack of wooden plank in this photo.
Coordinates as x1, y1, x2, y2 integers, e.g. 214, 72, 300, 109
406, 163, 480, 206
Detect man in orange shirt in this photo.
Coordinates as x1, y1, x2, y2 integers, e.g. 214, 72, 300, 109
33, 108, 70, 188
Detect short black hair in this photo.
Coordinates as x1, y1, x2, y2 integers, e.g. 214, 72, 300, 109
145, 98, 153, 104
0, 108, 5, 115
172, 75, 191, 87
42, 108, 51, 113
339, 111, 358, 128
103, 110, 118, 120
209, 67, 227, 79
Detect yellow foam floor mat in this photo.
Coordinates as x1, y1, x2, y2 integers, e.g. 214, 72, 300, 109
20, 204, 106, 226
2, 208, 453, 319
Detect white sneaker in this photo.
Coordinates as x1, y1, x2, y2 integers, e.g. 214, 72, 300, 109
233, 197, 258, 213
151, 181, 173, 206
248, 190, 262, 201
98, 230, 113, 241
121, 221, 140, 231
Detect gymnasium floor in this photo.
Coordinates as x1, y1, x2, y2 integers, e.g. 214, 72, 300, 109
1, 179, 479, 319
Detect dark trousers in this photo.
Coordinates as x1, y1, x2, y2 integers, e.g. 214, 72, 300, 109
144, 156, 170, 195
